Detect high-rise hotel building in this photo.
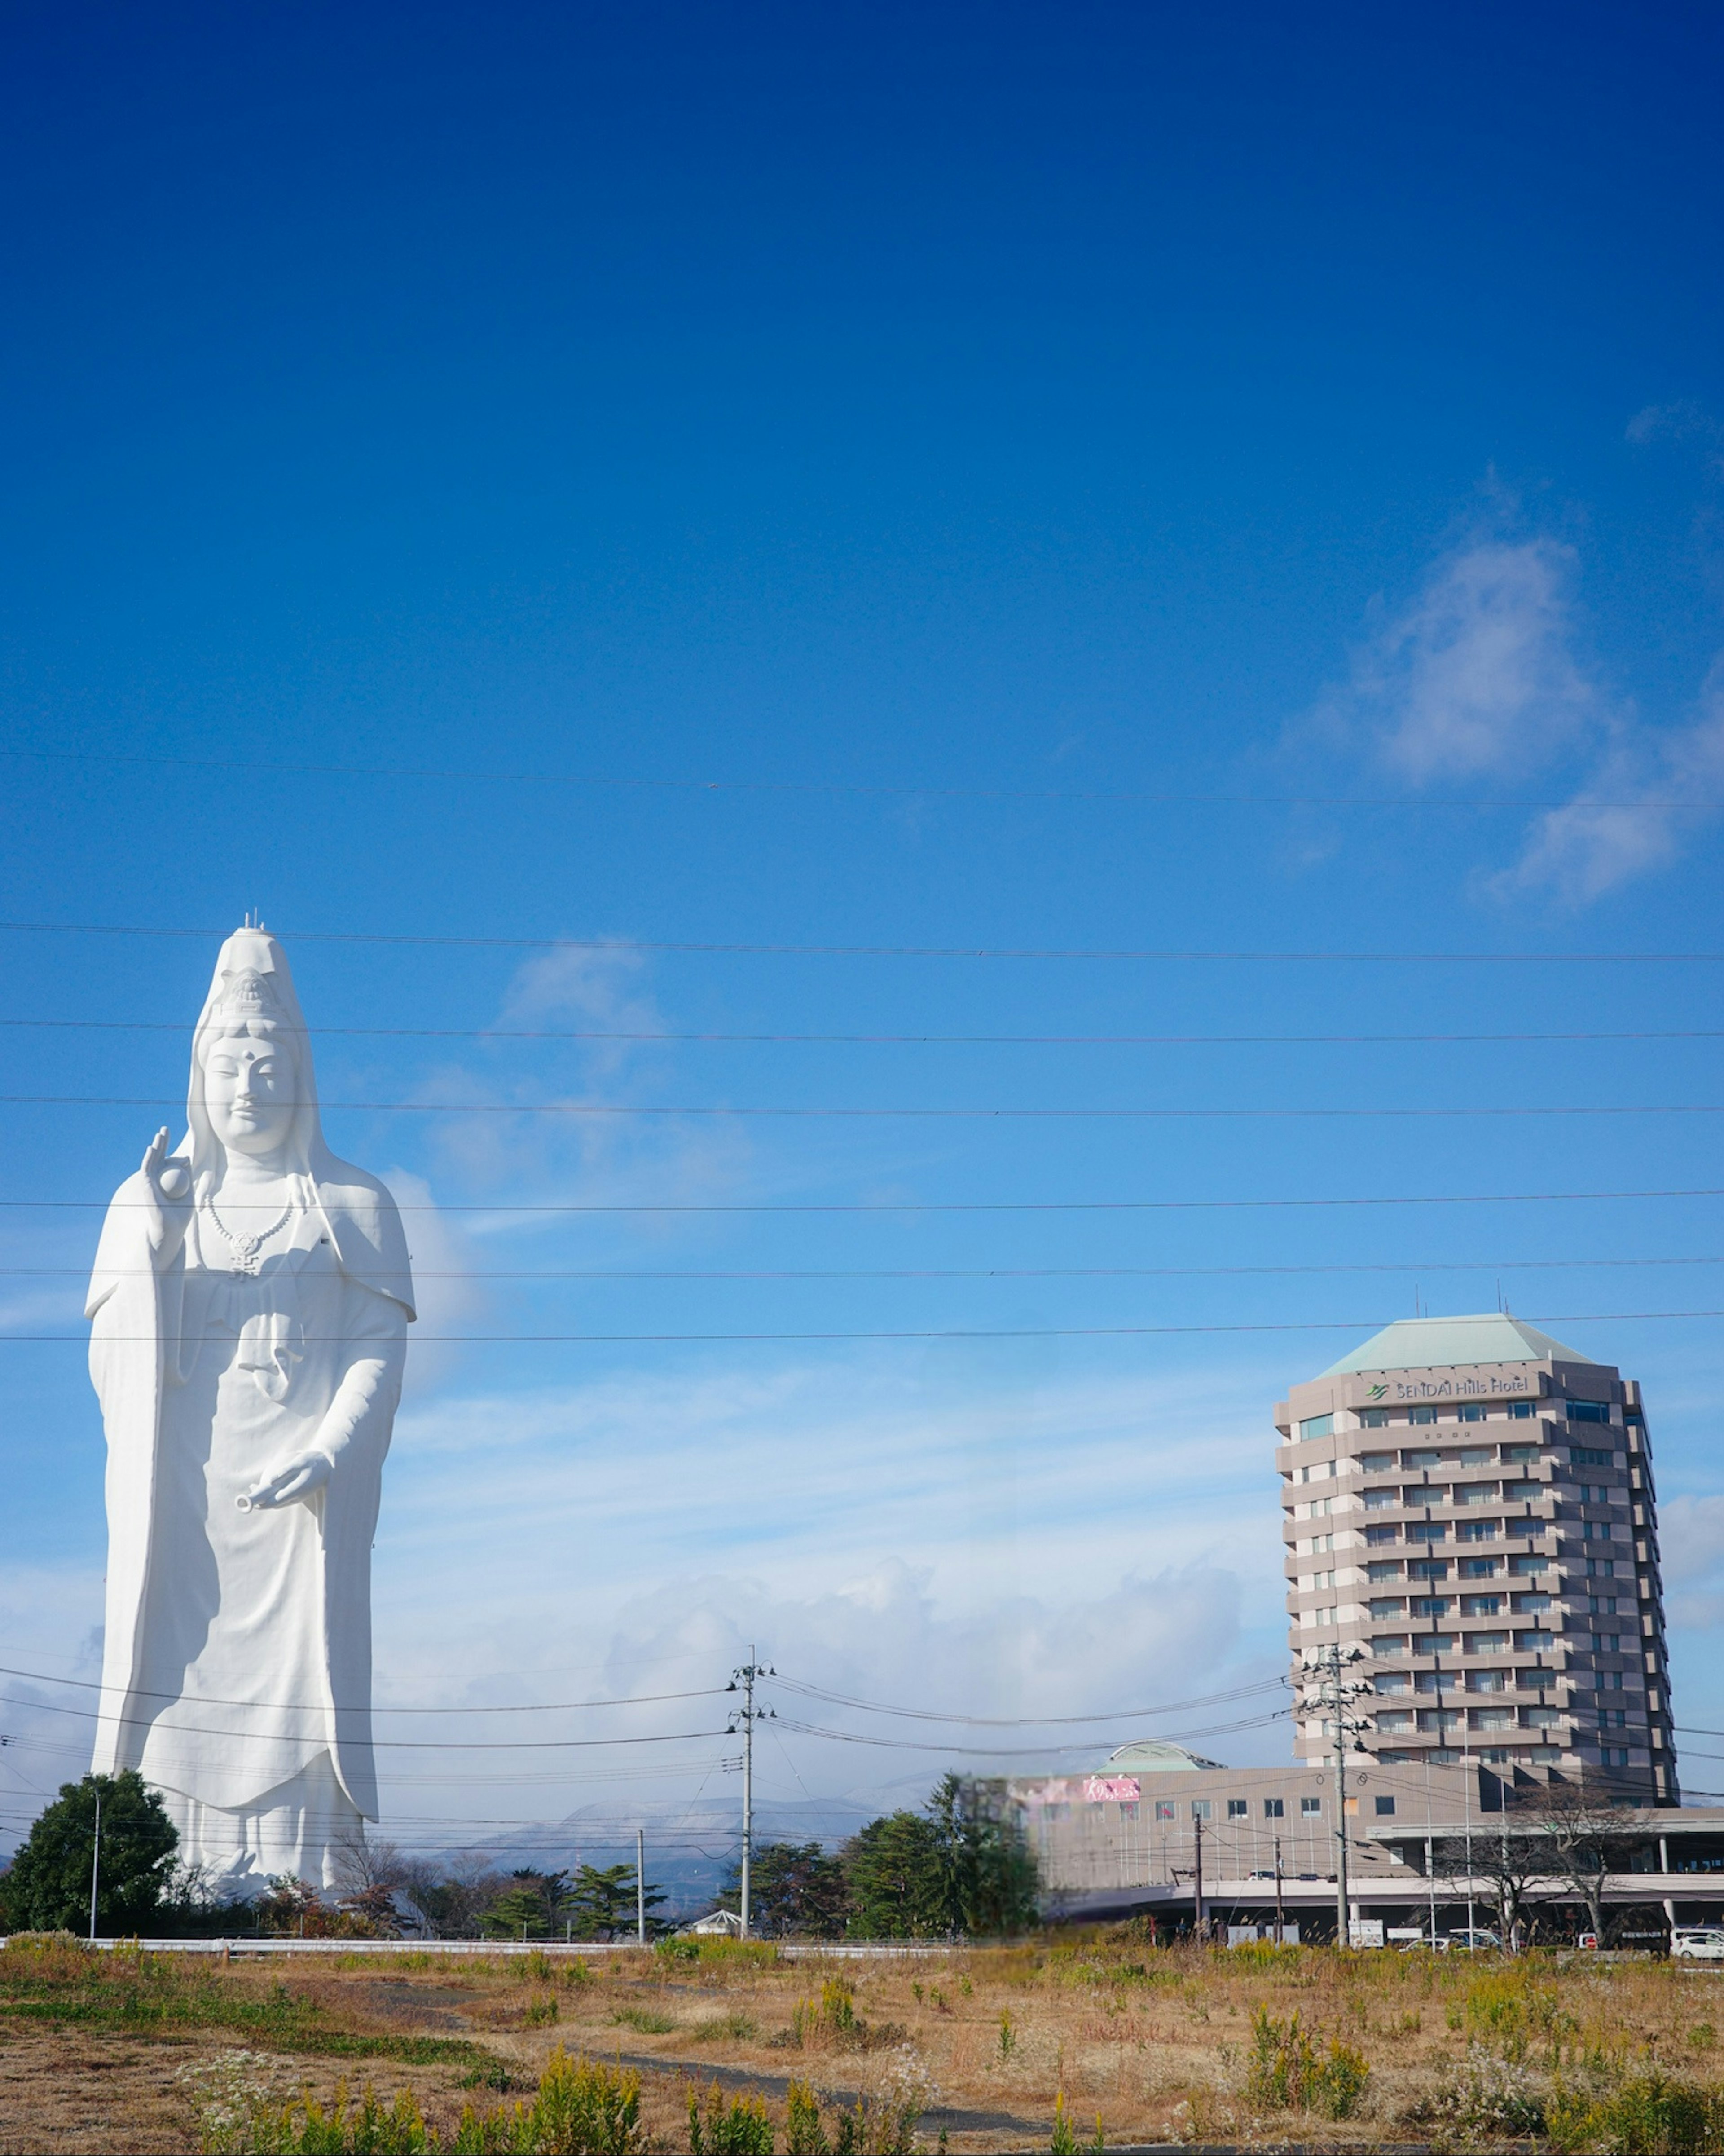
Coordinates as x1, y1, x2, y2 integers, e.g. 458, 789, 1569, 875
1275, 1314, 1677, 1804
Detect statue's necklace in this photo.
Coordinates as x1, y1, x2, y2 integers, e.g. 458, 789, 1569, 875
203, 1193, 298, 1276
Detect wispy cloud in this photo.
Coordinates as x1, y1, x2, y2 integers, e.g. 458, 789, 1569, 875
1333, 536, 1605, 782
1314, 483, 1724, 906
1491, 661, 1724, 904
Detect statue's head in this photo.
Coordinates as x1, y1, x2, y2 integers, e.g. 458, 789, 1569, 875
186, 928, 325, 1183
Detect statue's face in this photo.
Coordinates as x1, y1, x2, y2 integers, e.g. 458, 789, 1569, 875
202, 1027, 298, 1160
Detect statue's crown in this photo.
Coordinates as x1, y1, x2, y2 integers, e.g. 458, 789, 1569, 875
210, 966, 286, 1022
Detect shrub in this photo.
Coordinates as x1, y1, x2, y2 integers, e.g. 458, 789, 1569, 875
1244, 2008, 1371, 2119
686, 2083, 774, 2155
790, 1979, 859, 2050
1545, 2072, 1724, 2156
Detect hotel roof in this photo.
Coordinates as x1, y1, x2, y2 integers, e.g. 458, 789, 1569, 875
1320, 1312, 1597, 1377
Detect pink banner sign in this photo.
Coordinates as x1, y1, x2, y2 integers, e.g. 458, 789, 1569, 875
1084, 1775, 1142, 1803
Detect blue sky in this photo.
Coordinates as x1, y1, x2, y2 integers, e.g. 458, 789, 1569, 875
4, 1, 1724, 1858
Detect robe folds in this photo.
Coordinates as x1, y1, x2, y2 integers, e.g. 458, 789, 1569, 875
86, 1160, 414, 1822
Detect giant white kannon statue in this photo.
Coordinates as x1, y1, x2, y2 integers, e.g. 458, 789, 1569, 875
86, 926, 414, 1896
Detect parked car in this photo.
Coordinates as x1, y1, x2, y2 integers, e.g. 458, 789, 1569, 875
1671, 1928, 1724, 1961
1437, 1928, 1503, 1953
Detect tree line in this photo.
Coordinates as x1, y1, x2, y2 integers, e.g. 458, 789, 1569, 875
0, 1768, 1038, 1940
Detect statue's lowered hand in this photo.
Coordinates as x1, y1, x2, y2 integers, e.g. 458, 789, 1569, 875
140, 1127, 193, 1259
238, 1451, 333, 1511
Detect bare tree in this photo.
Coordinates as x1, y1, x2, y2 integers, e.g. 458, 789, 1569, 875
1430, 1821, 1563, 1950
398, 1852, 509, 1939
1521, 1785, 1633, 1947
331, 1834, 409, 1935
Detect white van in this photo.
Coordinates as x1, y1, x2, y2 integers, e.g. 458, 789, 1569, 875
1671, 1928, 1724, 1961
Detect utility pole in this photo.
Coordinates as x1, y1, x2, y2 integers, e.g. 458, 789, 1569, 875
1304, 1641, 1368, 1947
726, 1648, 775, 1939
1192, 1815, 1205, 1941
636, 1825, 646, 1945
88, 1782, 102, 1944
1274, 1834, 1284, 1946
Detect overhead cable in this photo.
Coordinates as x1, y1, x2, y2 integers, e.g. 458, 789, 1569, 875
13, 1185, 1722, 1216
5, 1310, 1723, 1344
4, 920, 1724, 962
0, 1662, 725, 1716
3, 744, 1719, 812
10, 1092, 1724, 1121
10, 1255, 1721, 1284
7, 1018, 1723, 1046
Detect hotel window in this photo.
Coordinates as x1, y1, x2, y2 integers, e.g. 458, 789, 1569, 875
1459, 1405, 1486, 1423
1502, 1444, 1540, 1465
1191, 1799, 1212, 1820
1301, 1796, 1323, 1817
1571, 1445, 1614, 1468
1367, 1560, 1403, 1582
1458, 1557, 1499, 1579
1300, 1413, 1335, 1440
1155, 1801, 1176, 1821
1263, 1797, 1284, 1818
1366, 1526, 1399, 1547
1359, 1451, 1395, 1473
1458, 1521, 1498, 1542
1462, 1595, 1501, 1617
1568, 1401, 1611, 1424
1360, 1408, 1390, 1428
1410, 1406, 1439, 1425
1227, 1799, 1248, 1819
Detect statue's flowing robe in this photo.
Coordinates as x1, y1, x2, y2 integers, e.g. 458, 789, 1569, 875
86, 1162, 414, 1824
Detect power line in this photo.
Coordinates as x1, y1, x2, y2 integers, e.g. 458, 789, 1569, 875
8, 1018, 1724, 1047
0, 1693, 730, 1751
0, 1664, 725, 1716
12, 1092, 1724, 1120
12, 1255, 1724, 1283
5, 920, 1724, 961
772, 1674, 1287, 1727
774, 1710, 1293, 1755
11, 1185, 1724, 1217
4, 744, 1719, 812
0, 1660, 1284, 1731
12, 1309, 1724, 1344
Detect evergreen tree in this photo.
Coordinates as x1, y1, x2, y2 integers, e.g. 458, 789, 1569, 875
841, 1810, 947, 1937
717, 1840, 850, 1936
567, 1861, 666, 1939
3, 1772, 178, 1935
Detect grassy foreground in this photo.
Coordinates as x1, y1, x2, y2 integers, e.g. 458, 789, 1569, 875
7, 1928, 1724, 2150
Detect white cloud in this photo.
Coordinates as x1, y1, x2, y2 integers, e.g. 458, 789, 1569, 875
1493, 663, 1724, 904
1658, 1493, 1724, 1590
1335, 537, 1603, 781
1315, 512, 1724, 907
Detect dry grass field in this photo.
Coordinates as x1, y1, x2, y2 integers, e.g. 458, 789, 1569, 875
6, 1929, 1724, 2151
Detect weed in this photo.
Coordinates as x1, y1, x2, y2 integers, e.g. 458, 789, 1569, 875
1244, 2007, 1370, 2119
997, 2009, 1017, 2060
686, 2081, 774, 2154
610, 2006, 677, 2035
523, 1993, 559, 2027
1692, 2021, 1717, 2053
690, 2011, 758, 2043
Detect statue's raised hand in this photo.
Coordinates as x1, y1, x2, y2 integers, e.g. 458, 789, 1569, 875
139, 1126, 193, 1262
